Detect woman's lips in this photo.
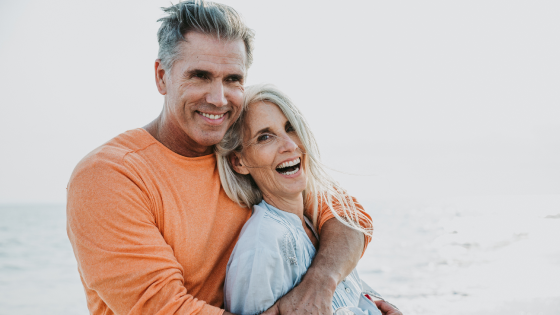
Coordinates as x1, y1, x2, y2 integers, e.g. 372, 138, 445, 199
276, 157, 302, 177
276, 164, 302, 178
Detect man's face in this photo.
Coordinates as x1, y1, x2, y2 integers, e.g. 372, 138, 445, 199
158, 32, 246, 150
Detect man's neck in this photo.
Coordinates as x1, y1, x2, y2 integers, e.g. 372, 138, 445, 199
144, 112, 213, 158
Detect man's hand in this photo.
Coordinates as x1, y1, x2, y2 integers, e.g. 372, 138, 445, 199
261, 267, 336, 315
373, 301, 403, 315
262, 218, 365, 315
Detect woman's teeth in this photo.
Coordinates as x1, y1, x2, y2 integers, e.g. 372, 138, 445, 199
276, 158, 301, 175
277, 158, 300, 169
201, 112, 225, 120
281, 166, 300, 176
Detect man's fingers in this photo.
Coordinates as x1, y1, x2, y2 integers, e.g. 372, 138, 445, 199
373, 300, 402, 315
261, 302, 280, 315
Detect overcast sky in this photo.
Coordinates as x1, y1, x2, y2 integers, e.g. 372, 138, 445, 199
0, 0, 559, 203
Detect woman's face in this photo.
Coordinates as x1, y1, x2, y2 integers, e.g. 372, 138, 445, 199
233, 101, 307, 200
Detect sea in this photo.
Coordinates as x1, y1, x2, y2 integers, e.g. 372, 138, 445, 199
1, 195, 559, 315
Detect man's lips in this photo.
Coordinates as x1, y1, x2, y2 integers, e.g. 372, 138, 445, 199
197, 111, 228, 124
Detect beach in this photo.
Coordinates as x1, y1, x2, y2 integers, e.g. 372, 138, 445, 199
1, 195, 559, 315
358, 195, 560, 314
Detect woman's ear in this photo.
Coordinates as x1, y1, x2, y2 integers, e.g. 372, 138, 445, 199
230, 152, 250, 175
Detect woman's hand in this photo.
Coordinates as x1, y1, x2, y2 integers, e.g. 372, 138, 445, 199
373, 300, 403, 315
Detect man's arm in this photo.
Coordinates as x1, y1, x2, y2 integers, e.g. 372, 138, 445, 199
67, 155, 223, 315
263, 218, 365, 315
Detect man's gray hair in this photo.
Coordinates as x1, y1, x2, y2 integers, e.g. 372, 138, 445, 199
157, 0, 255, 72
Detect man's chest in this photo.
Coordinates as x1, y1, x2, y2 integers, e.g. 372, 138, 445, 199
139, 155, 251, 288
151, 173, 250, 277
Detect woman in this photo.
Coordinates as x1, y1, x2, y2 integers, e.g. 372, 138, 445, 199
216, 84, 390, 315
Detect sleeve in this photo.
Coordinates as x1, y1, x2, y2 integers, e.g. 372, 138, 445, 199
313, 195, 373, 257
66, 154, 222, 315
224, 248, 288, 315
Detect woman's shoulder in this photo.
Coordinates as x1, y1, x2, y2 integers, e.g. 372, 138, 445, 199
234, 202, 294, 255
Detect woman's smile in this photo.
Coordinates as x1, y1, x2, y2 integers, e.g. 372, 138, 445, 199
275, 157, 301, 176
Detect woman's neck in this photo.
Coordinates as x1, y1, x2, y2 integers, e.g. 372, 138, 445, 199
263, 192, 319, 249
262, 193, 305, 224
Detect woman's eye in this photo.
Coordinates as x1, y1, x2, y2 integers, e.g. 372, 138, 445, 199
286, 124, 295, 132
257, 134, 271, 142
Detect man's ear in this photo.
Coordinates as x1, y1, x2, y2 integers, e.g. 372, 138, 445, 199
155, 59, 167, 95
230, 152, 250, 175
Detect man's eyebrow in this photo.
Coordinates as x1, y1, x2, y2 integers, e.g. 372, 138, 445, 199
227, 73, 244, 81
185, 69, 211, 77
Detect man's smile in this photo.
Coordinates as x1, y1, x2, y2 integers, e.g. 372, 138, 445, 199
196, 110, 228, 125
199, 111, 226, 120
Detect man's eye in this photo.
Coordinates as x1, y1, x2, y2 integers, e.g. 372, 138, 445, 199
191, 72, 208, 80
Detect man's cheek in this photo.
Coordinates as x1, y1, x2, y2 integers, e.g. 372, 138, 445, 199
228, 111, 243, 127
232, 87, 244, 101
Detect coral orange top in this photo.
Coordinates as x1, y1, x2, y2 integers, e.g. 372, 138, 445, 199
67, 128, 371, 315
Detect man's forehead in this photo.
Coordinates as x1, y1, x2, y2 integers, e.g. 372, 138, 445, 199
186, 52, 245, 67
181, 32, 247, 69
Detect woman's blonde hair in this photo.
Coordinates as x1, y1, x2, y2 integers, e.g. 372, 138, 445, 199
215, 84, 373, 237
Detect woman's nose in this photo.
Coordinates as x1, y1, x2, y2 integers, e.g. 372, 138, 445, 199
278, 135, 298, 153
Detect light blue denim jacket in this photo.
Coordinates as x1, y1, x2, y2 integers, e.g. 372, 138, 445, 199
224, 200, 380, 315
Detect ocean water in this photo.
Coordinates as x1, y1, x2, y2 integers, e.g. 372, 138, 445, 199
0, 204, 87, 315
1, 195, 559, 315
357, 195, 560, 315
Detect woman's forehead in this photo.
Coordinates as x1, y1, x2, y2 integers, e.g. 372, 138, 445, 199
245, 101, 287, 135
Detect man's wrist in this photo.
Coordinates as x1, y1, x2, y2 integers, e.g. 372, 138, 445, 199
303, 265, 338, 295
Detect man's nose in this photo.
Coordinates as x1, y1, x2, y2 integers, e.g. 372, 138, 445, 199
206, 80, 228, 107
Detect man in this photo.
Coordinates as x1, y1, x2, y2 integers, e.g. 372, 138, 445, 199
67, 1, 400, 314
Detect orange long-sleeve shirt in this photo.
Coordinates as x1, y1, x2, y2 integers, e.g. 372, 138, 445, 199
67, 128, 371, 315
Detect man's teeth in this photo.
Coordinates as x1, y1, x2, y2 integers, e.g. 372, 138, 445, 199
277, 158, 300, 169
281, 166, 300, 176
201, 112, 225, 120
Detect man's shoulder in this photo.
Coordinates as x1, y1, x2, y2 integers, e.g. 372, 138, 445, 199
70, 129, 156, 181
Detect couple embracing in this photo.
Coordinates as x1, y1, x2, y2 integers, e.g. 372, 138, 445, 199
67, 2, 401, 315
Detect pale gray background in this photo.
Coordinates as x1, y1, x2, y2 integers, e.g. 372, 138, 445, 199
1, 0, 558, 203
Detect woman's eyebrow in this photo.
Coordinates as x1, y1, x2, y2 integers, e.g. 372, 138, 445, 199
252, 127, 271, 137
